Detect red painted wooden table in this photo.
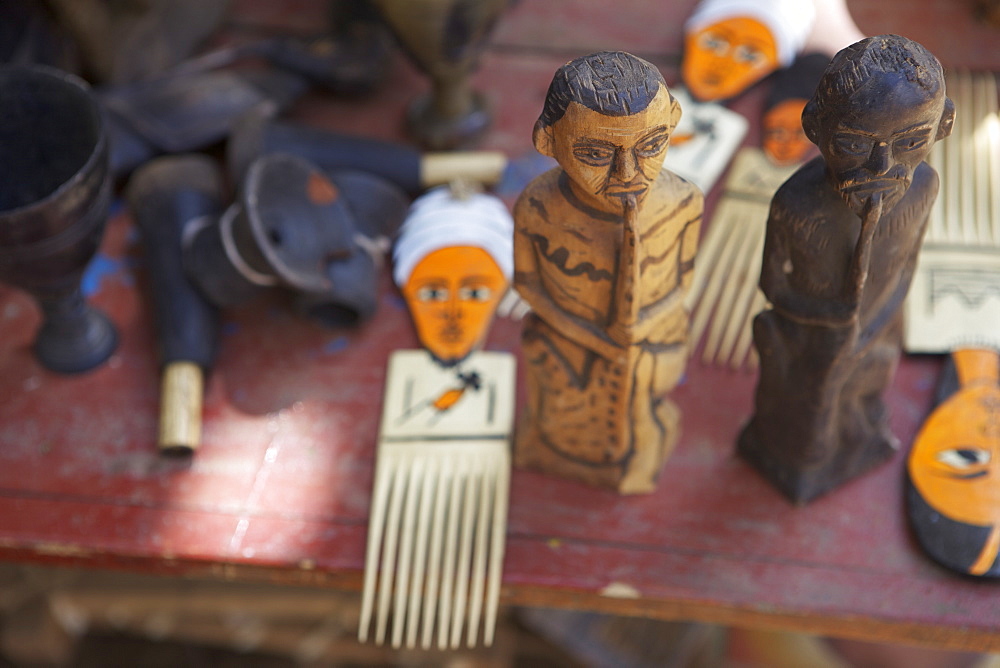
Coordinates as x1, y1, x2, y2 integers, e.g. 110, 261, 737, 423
1, 0, 999, 654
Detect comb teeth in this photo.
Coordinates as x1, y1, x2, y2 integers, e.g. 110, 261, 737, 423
359, 444, 510, 649
925, 70, 1000, 246
904, 71, 1000, 354
685, 148, 799, 371
361, 349, 515, 650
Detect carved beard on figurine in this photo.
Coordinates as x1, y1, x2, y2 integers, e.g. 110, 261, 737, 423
393, 186, 513, 367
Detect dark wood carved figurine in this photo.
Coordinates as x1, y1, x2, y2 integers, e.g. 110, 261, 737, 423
514, 51, 703, 494
738, 35, 955, 503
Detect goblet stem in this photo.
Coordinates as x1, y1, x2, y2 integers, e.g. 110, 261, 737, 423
34, 286, 118, 374
431, 76, 474, 120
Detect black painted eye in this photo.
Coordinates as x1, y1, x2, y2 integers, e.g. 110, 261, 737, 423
574, 146, 613, 165
733, 45, 763, 65
699, 33, 728, 55
637, 136, 668, 157
417, 286, 449, 302
936, 448, 991, 468
459, 286, 492, 302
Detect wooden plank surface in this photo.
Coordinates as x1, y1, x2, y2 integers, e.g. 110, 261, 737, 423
1, 0, 999, 653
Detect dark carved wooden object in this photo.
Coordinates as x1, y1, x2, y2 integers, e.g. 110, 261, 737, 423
738, 35, 956, 503
370, 0, 509, 150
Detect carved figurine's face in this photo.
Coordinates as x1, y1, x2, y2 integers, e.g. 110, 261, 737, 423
815, 76, 948, 218
763, 98, 811, 166
908, 385, 1000, 528
538, 86, 678, 214
682, 17, 779, 102
401, 245, 507, 365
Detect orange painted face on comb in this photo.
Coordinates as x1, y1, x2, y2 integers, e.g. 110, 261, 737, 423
909, 352, 1000, 529
763, 98, 811, 166
683, 17, 779, 102
401, 246, 507, 365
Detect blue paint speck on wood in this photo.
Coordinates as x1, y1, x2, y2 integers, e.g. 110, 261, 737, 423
81, 254, 126, 296
323, 337, 349, 354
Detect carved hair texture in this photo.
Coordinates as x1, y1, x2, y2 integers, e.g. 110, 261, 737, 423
537, 50, 668, 127
807, 34, 945, 119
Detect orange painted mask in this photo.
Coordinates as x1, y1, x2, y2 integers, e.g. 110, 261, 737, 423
908, 349, 1000, 574
763, 98, 811, 165
682, 17, 779, 102
401, 245, 508, 365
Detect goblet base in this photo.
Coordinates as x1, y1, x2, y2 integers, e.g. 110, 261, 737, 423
406, 91, 491, 151
35, 305, 119, 374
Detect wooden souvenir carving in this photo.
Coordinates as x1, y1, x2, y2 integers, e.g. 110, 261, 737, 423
393, 185, 513, 366
686, 147, 800, 371
762, 52, 828, 166
359, 185, 516, 648
902, 71, 1000, 578
682, 0, 814, 102
738, 35, 956, 504
513, 51, 703, 494
0, 65, 118, 374
908, 349, 1000, 577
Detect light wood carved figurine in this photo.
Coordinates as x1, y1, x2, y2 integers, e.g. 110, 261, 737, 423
738, 35, 955, 503
514, 51, 703, 494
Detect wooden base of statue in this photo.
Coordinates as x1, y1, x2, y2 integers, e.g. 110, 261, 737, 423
736, 307, 902, 505
514, 315, 687, 495
738, 426, 898, 505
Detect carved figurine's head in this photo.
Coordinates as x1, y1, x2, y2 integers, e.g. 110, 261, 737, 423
682, 0, 814, 102
393, 186, 513, 366
533, 51, 681, 215
803, 34, 955, 218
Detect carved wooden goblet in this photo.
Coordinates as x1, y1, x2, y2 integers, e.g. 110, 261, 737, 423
0, 65, 118, 373
370, 0, 508, 150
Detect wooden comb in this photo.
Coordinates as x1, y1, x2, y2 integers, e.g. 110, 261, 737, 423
359, 349, 515, 649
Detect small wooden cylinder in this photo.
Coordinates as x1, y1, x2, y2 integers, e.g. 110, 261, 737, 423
421, 152, 507, 189
158, 361, 204, 451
